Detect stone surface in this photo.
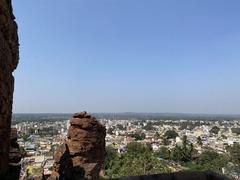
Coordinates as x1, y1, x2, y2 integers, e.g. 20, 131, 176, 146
0, 0, 19, 177
50, 112, 106, 180
8, 128, 22, 179
9, 128, 22, 165
115, 171, 229, 180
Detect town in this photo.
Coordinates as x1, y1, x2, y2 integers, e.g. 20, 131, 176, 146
12, 114, 240, 179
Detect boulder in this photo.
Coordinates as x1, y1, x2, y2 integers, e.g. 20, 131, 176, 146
50, 112, 106, 180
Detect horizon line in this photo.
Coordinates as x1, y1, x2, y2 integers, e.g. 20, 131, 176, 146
12, 112, 240, 116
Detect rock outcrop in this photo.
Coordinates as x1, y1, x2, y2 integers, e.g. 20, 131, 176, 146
0, 0, 19, 177
50, 112, 106, 180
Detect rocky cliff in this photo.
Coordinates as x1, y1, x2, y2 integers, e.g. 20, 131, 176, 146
50, 112, 106, 180
8, 128, 22, 179
0, 0, 19, 177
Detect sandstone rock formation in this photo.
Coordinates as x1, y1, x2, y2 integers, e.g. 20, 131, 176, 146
0, 0, 19, 177
50, 112, 106, 180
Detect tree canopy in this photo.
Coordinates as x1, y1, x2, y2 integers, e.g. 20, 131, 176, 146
104, 142, 170, 178
163, 130, 179, 139
210, 126, 220, 134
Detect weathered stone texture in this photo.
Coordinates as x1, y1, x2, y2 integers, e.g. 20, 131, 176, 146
0, 0, 19, 176
8, 128, 22, 179
50, 112, 106, 180
115, 171, 229, 180
9, 128, 22, 165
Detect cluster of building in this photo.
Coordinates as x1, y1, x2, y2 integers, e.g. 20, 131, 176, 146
13, 118, 240, 179
14, 121, 68, 179
101, 119, 240, 154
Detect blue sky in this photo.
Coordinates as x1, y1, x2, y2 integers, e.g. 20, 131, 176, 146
12, 0, 240, 114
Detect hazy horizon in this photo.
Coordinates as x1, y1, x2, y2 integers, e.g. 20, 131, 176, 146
12, 112, 240, 116
12, 0, 240, 114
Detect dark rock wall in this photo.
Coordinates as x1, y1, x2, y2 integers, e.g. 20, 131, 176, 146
0, 0, 19, 176
8, 128, 22, 179
115, 171, 229, 180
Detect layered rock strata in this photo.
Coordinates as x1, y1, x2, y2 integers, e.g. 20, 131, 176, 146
0, 0, 19, 177
50, 112, 106, 180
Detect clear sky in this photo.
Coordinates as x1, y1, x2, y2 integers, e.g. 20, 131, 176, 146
12, 0, 240, 114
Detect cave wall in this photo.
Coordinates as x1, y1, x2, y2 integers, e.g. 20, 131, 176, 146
0, 0, 19, 176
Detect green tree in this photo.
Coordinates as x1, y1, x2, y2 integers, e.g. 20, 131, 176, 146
107, 127, 114, 135
170, 136, 195, 162
162, 137, 170, 146
142, 122, 155, 131
21, 133, 29, 142
231, 128, 240, 135
104, 142, 170, 178
154, 132, 160, 139
228, 143, 240, 165
129, 133, 146, 141
189, 143, 194, 160
171, 145, 182, 162
227, 143, 240, 177
116, 124, 125, 130
20, 147, 27, 157
182, 135, 188, 146
210, 126, 220, 134
181, 135, 189, 161
104, 146, 119, 170
199, 151, 218, 165
126, 142, 151, 155
164, 130, 179, 139
197, 150, 228, 173
119, 143, 169, 177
